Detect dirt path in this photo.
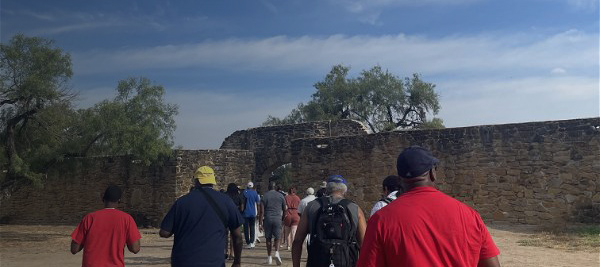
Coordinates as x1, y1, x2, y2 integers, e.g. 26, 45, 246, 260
0, 224, 598, 267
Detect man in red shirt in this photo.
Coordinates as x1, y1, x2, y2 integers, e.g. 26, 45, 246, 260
71, 185, 141, 267
357, 146, 501, 267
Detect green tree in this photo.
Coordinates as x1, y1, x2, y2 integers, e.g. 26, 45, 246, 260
0, 34, 180, 194
69, 77, 179, 165
269, 163, 292, 190
0, 34, 74, 189
263, 64, 444, 132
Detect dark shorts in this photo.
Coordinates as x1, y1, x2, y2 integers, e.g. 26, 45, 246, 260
263, 217, 282, 240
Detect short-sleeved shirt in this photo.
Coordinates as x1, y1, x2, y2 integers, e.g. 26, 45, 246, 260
242, 189, 260, 218
160, 187, 244, 267
262, 190, 286, 218
298, 195, 316, 215
227, 193, 245, 212
71, 208, 141, 267
369, 190, 398, 216
357, 186, 500, 267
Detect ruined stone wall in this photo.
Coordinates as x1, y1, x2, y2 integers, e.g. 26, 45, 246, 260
290, 118, 600, 225
173, 149, 255, 197
221, 120, 368, 189
0, 150, 254, 226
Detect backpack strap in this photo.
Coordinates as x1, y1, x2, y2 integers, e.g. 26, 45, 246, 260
337, 199, 357, 240
381, 197, 394, 204
311, 197, 327, 237
198, 187, 228, 230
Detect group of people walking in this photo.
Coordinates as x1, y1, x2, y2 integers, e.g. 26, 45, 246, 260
69, 145, 501, 267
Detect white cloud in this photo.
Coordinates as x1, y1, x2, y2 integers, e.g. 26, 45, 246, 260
165, 91, 301, 149
438, 75, 599, 127
565, 0, 598, 10
71, 29, 598, 148
72, 29, 598, 78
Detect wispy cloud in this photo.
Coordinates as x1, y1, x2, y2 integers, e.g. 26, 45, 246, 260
73, 29, 598, 78
439, 75, 599, 127
260, 0, 279, 14
73, 29, 598, 148
565, 0, 598, 10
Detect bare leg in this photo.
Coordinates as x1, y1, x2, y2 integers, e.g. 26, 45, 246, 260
283, 225, 290, 248
289, 225, 297, 249
266, 238, 272, 256
273, 238, 280, 253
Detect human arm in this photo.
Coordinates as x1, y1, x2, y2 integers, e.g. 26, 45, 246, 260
70, 217, 87, 255
70, 240, 83, 255
478, 256, 501, 267
356, 213, 385, 267
125, 216, 142, 253
292, 211, 309, 267
127, 239, 141, 254
258, 202, 264, 230
230, 226, 243, 267
159, 229, 173, 238
356, 207, 367, 246
282, 196, 288, 221
159, 203, 176, 238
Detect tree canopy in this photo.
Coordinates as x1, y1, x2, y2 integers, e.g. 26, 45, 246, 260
0, 34, 74, 189
0, 34, 178, 193
263, 64, 443, 132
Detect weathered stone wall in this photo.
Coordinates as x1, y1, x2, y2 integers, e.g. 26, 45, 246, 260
0, 150, 255, 226
172, 149, 255, 197
221, 120, 368, 189
290, 118, 600, 225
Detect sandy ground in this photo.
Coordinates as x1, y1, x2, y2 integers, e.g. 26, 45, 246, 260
0, 224, 598, 267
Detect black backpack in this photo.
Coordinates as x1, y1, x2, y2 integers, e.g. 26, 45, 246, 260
307, 197, 359, 267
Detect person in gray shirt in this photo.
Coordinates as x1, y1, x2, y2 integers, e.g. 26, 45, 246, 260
259, 182, 287, 265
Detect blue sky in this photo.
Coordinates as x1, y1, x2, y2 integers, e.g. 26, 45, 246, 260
2, 0, 598, 148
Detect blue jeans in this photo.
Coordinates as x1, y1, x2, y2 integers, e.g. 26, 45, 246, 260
243, 216, 256, 245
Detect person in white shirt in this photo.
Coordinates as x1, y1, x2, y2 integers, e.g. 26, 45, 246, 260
298, 187, 316, 216
370, 175, 402, 216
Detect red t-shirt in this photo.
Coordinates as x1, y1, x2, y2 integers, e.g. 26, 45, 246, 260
71, 209, 141, 267
357, 186, 499, 267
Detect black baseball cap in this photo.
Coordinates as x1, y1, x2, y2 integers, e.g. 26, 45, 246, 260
396, 146, 439, 178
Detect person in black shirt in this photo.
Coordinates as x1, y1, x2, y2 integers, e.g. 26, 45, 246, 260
160, 166, 244, 267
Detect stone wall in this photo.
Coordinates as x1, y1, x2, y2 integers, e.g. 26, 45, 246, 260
290, 118, 600, 225
221, 120, 368, 189
173, 149, 255, 196
0, 150, 255, 226
2, 118, 598, 226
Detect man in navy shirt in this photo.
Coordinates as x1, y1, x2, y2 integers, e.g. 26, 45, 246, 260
160, 166, 244, 267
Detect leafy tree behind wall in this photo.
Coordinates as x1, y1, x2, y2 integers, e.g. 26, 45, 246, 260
263, 64, 444, 132
0, 34, 74, 189
0, 34, 179, 194
68, 77, 179, 165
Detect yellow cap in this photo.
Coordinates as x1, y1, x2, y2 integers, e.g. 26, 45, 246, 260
195, 166, 216, 185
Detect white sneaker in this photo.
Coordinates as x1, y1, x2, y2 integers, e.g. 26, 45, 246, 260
266, 256, 273, 265
244, 243, 253, 249
250, 242, 256, 248
274, 252, 282, 265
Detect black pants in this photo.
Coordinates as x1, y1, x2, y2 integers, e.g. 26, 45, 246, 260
244, 216, 256, 245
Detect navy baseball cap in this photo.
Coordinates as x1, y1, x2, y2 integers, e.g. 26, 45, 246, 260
396, 146, 439, 178
327, 174, 347, 184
